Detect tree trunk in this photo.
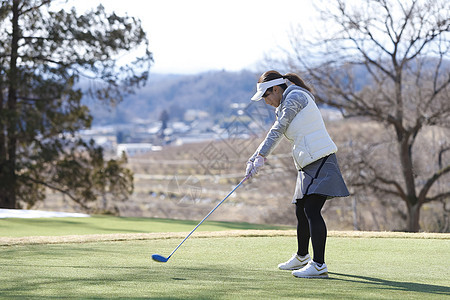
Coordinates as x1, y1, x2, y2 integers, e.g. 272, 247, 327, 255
396, 126, 420, 232
407, 202, 421, 232
0, 0, 20, 209
0, 61, 6, 208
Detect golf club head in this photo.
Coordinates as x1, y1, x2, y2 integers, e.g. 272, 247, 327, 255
152, 254, 169, 263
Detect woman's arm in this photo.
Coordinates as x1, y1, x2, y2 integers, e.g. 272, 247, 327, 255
250, 91, 309, 160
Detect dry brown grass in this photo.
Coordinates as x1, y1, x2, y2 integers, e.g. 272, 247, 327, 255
1, 230, 448, 246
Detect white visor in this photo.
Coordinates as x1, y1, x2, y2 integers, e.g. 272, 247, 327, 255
251, 78, 287, 101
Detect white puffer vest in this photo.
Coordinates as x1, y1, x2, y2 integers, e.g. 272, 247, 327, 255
284, 90, 337, 169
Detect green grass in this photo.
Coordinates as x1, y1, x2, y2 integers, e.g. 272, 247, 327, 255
0, 215, 291, 237
1, 216, 449, 299
1, 234, 449, 299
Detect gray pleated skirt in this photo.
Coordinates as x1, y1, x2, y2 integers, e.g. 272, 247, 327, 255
292, 153, 350, 203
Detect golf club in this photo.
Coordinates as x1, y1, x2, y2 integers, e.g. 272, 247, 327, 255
152, 175, 248, 263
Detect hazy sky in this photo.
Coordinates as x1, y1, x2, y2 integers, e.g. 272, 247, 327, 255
70, 0, 318, 74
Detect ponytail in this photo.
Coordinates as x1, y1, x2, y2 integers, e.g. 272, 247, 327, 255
283, 73, 312, 92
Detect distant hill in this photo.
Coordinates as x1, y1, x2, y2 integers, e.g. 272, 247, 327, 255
83, 57, 449, 126
85, 70, 259, 125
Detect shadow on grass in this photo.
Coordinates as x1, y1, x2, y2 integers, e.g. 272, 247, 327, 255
0, 264, 280, 300
330, 272, 450, 296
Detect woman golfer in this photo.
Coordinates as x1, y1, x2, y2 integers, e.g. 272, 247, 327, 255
245, 70, 349, 278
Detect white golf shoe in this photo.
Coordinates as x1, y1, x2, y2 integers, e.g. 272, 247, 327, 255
292, 261, 329, 278
278, 253, 311, 270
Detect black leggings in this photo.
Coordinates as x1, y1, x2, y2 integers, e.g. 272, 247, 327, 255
296, 194, 327, 264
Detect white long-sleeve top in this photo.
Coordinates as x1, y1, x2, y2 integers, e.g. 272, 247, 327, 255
250, 85, 337, 169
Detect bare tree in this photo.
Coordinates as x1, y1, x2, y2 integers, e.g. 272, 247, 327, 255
283, 0, 449, 231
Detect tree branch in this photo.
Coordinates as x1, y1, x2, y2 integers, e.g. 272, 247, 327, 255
360, 162, 407, 199
425, 191, 450, 204
364, 25, 393, 57
380, 0, 396, 44
19, 174, 89, 208
18, 0, 52, 16
348, 35, 395, 80
405, 24, 450, 62
392, 0, 417, 46
418, 164, 450, 202
353, 182, 402, 198
439, 146, 450, 169
429, 74, 450, 108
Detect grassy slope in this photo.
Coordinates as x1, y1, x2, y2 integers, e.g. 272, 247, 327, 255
1, 236, 449, 299
0, 215, 291, 237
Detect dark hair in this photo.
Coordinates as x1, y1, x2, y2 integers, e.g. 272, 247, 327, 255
258, 70, 312, 94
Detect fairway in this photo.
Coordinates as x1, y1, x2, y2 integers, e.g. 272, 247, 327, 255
1, 233, 449, 299
0, 215, 291, 238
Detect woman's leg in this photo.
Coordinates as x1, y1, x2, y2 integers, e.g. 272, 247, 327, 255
303, 194, 327, 264
295, 198, 310, 257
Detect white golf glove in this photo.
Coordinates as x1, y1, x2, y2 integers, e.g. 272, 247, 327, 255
245, 155, 266, 178
253, 155, 266, 173
245, 161, 254, 178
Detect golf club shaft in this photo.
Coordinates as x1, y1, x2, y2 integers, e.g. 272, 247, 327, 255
167, 176, 248, 259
